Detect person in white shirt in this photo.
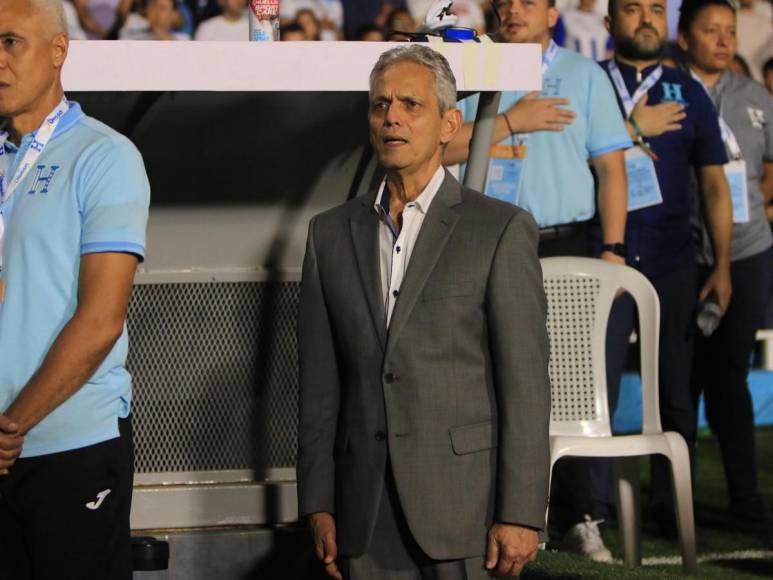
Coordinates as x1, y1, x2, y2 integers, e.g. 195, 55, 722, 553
280, 0, 342, 40
736, 0, 773, 83
558, 0, 612, 61
194, 0, 247, 41
63, 0, 87, 38
120, 0, 190, 39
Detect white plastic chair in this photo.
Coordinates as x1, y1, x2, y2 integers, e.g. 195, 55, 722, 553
541, 257, 697, 575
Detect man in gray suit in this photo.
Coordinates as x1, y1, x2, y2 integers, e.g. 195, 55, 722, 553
297, 45, 551, 580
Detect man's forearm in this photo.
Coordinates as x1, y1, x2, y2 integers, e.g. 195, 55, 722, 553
444, 117, 515, 166
702, 172, 733, 269
593, 150, 627, 244
4, 312, 124, 435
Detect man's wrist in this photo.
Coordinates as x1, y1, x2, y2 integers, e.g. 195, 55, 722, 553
502, 112, 516, 135
629, 115, 646, 139
600, 242, 627, 257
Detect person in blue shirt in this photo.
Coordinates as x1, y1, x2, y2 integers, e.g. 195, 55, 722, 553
445, 0, 631, 563
555, 0, 614, 61
679, 0, 773, 526
445, 0, 630, 261
0, 0, 150, 578
597, 0, 733, 536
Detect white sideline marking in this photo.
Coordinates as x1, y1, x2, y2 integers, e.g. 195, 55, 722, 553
613, 550, 773, 566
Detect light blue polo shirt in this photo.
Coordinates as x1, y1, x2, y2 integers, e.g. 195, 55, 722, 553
0, 102, 150, 457
461, 47, 631, 227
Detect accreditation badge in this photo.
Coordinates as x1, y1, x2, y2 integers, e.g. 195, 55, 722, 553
625, 147, 663, 211
485, 144, 526, 206
724, 160, 749, 224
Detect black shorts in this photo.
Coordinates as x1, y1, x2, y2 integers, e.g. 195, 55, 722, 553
0, 417, 134, 580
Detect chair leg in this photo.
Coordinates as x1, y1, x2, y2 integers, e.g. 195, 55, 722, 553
665, 434, 698, 576
614, 457, 641, 568
543, 453, 559, 547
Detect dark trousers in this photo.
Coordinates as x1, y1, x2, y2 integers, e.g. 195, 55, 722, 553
605, 263, 698, 509
343, 463, 488, 580
0, 417, 134, 580
538, 222, 599, 533
692, 247, 772, 503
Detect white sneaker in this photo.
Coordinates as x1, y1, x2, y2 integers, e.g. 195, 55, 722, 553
561, 514, 613, 563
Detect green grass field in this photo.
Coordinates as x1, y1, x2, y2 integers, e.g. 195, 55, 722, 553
523, 427, 773, 579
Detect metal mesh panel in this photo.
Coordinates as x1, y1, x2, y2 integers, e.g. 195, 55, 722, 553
126, 282, 300, 473
544, 275, 600, 422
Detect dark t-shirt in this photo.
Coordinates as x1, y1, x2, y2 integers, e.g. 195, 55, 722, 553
595, 59, 728, 278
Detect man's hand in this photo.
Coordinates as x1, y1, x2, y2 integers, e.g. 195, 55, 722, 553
309, 512, 342, 580
0, 414, 23, 475
505, 92, 575, 134
700, 265, 732, 315
630, 94, 685, 138
485, 522, 539, 578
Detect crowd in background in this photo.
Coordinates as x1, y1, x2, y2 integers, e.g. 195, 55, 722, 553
61, 0, 773, 90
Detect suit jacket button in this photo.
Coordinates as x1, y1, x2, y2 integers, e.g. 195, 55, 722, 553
374, 431, 386, 442
384, 373, 395, 383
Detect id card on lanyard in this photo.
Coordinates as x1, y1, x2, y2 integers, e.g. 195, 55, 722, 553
689, 69, 749, 223
625, 147, 663, 211
725, 159, 749, 223
607, 61, 665, 211
0, 97, 69, 302
487, 144, 527, 205
484, 41, 560, 205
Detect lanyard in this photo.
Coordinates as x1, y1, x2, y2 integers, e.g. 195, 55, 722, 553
0, 97, 69, 271
689, 69, 742, 160
607, 60, 663, 119
541, 39, 559, 77
512, 40, 560, 147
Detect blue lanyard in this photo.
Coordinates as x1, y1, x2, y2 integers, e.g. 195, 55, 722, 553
512, 40, 560, 147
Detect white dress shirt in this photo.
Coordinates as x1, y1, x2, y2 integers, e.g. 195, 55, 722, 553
374, 166, 445, 328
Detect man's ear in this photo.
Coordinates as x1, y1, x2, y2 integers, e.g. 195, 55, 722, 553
51, 32, 68, 70
440, 107, 462, 146
676, 30, 689, 53
548, 6, 559, 29
604, 15, 612, 35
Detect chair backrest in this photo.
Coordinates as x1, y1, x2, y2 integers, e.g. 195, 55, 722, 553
541, 257, 662, 437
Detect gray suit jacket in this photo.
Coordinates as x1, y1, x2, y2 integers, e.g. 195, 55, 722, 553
297, 171, 551, 561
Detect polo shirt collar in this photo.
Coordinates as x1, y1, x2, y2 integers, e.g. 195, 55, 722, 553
613, 58, 661, 82
2, 99, 85, 153
713, 70, 731, 95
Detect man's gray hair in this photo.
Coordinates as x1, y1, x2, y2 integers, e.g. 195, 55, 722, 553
369, 45, 458, 115
32, 0, 67, 35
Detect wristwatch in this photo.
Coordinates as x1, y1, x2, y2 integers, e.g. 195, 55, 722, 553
601, 243, 627, 257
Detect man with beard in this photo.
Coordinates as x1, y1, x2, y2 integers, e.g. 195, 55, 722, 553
445, 0, 631, 563
597, 0, 733, 535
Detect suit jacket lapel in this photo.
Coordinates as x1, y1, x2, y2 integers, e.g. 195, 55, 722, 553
386, 172, 462, 355
350, 195, 387, 351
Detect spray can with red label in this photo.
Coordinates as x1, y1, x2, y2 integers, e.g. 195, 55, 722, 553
249, 0, 280, 41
